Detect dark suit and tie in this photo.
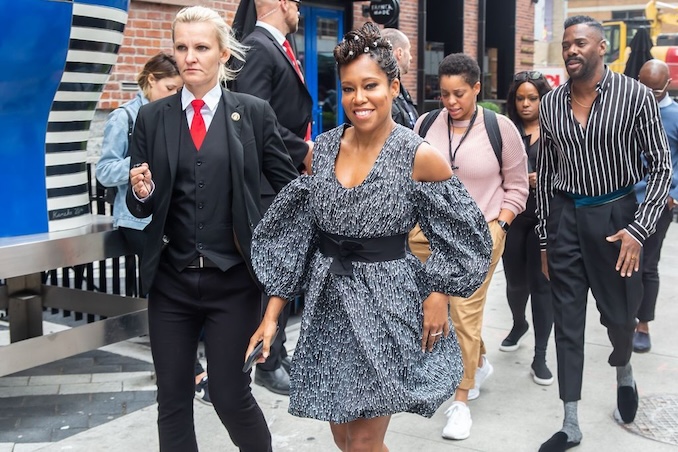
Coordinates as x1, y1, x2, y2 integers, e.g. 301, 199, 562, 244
232, 21, 313, 394
233, 25, 312, 173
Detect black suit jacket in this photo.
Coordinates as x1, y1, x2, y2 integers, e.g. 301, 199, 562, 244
126, 89, 298, 290
392, 84, 419, 129
233, 26, 313, 171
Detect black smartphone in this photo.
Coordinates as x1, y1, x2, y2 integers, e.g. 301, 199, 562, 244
242, 327, 279, 373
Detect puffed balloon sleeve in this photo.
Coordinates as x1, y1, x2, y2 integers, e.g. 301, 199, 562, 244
251, 175, 316, 301
412, 176, 492, 298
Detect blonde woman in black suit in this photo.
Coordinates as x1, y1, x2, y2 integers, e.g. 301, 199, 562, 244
127, 6, 297, 451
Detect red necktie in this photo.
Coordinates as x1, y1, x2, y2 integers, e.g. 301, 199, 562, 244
282, 41, 311, 141
190, 99, 206, 150
282, 40, 304, 82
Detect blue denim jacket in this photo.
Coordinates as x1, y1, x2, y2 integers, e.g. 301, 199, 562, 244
95, 91, 151, 230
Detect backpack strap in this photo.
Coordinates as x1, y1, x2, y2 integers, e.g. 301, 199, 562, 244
120, 106, 134, 152
417, 108, 443, 138
104, 106, 135, 205
483, 109, 503, 167
419, 107, 503, 167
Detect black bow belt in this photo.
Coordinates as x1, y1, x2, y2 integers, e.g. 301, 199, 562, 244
318, 231, 407, 276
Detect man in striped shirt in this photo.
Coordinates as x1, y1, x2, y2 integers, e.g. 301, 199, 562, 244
536, 16, 672, 452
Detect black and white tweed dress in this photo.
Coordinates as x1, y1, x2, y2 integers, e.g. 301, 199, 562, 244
251, 124, 491, 423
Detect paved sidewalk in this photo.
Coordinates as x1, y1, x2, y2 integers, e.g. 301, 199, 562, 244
2, 224, 678, 451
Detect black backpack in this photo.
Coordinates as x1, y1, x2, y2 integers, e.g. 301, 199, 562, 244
417, 108, 503, 167
103, 106, 134, 204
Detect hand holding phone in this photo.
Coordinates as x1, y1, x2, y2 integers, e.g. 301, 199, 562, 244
242, 327, 279, 373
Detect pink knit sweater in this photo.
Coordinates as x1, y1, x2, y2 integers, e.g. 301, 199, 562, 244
414, 107, 529, 222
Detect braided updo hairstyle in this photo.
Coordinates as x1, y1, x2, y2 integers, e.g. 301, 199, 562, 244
333, 22, 399, 83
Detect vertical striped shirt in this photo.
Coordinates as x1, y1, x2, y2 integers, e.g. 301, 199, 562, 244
536, 67, 672, 248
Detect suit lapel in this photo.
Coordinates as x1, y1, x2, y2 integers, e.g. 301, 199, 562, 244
163, 93, 182, 181
221, 90, 244, 181
258, 27, 305, 86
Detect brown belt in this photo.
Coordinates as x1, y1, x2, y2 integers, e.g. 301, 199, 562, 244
186, 256, 220, 269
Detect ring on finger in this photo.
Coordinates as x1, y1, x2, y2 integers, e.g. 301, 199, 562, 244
430, 331, 443, 337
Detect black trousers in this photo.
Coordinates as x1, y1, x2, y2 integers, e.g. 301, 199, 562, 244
119, 227, 145, 297
547, 192, 642, 402
502, 212, 553, 355
120, 226, 146, 258
149, 260, 271, 452
637, 205, 673, 322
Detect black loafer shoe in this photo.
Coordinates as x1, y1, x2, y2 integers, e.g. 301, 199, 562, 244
538, 432, 580, 452
281, 356, 292, 375
633, 331, 651, 353
254, 366, 290, 395
617, 384, 639, 423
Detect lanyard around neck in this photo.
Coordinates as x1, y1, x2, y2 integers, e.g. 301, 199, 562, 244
447, 107, 478, 170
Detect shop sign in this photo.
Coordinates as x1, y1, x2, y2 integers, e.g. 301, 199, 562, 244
534, 66, 568, 89
369, 0, 400, 26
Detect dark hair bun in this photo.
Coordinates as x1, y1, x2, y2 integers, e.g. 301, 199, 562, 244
333, 22, 399, 82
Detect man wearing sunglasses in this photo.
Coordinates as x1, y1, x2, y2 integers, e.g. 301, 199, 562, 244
633, 59, 678, 354
232, 0, 313, 396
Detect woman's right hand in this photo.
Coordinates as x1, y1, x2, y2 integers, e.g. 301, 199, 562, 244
130, 163, 152, 198
245, 317, 279, 365
244, 296, 287, 363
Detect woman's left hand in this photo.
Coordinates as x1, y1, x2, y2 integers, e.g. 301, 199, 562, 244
421, 291, 450, 352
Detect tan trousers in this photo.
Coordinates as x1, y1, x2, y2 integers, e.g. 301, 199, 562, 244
408, 220, 506, 390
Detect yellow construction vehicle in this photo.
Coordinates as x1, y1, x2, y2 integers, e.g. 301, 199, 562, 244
603, 1, 678, 93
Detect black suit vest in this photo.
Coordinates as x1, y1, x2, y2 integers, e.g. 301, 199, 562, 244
163, 100, 243, 272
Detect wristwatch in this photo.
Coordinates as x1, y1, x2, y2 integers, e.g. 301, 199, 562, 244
498, 220, 510, 233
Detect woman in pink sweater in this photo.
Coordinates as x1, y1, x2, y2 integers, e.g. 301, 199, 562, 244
409, 53, 528, 441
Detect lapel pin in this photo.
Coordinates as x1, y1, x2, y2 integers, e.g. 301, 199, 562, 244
231, 112, 241, 121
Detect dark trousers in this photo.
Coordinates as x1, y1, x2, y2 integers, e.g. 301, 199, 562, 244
502, 212, 553, 355
547, 192, 642, 402
637, 205, 673, 322
149, 260, 271, 452
119, 227, 145, 296
120, 226, 146, 258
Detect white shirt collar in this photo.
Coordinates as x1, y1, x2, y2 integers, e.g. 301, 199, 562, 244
181, 83, 222, 112
658, 94, 672, 108
255, 21, 286, 46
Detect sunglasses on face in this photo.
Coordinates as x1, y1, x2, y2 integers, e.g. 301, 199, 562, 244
514, 71, 543, 81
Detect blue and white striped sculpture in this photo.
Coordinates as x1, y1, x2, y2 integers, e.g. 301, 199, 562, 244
0, 0, 129, 237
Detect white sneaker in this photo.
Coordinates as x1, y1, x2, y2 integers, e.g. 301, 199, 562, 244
467, 355, 494, 401
442, 401, 472, 440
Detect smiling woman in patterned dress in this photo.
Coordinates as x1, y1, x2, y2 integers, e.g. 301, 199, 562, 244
246, 22, 492, 452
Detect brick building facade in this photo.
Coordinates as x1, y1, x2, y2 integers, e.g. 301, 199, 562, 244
101, 0, 240, 110
101, 0, 536, 111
